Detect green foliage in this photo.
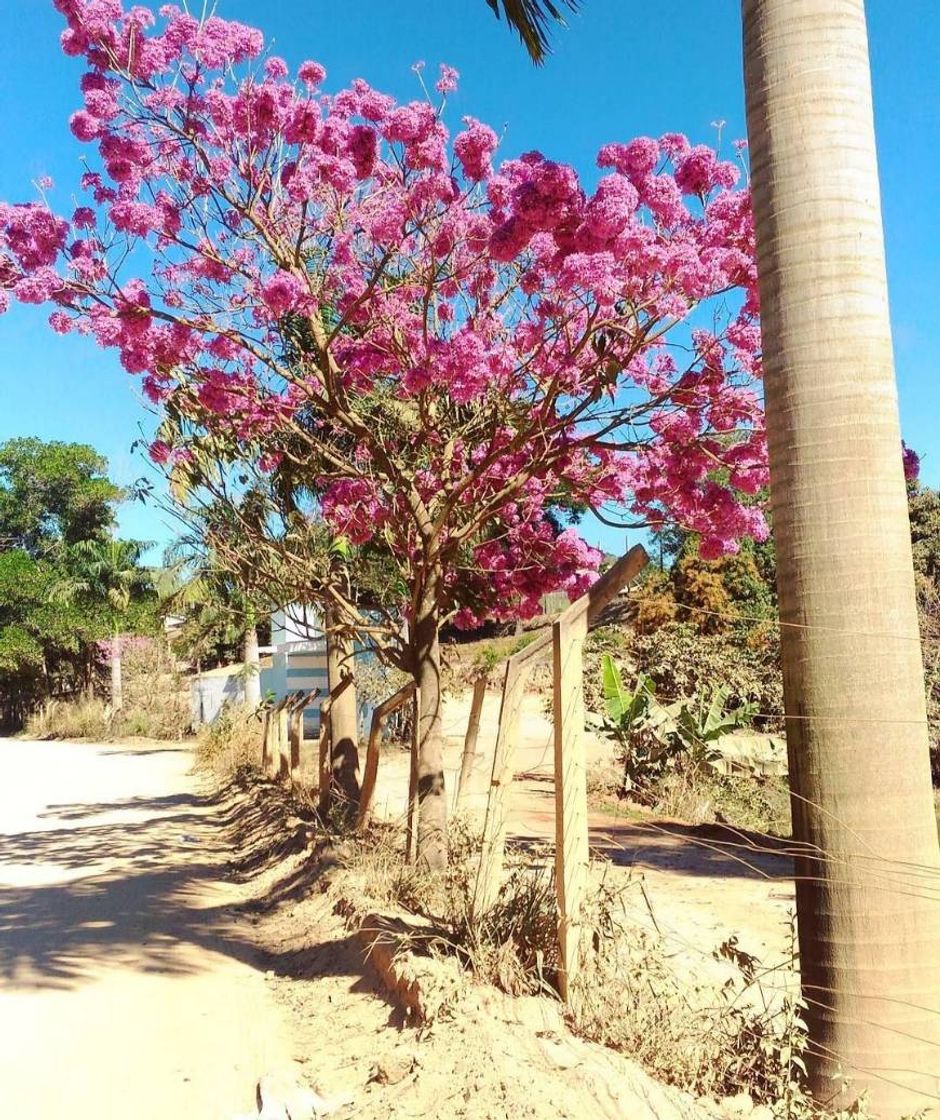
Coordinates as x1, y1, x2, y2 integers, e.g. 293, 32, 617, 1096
0, 440, 151, 729
673, 685, 758, 767
599, 653, 759, 796
909, 481, 940, 783
600, 655, 660, 729
472, 632, 536, 676
0, 437, 121, 554
629, 622, 784, 731
52, 538, 154, 626
0, 623, 43, 675
600, 658, 678, 793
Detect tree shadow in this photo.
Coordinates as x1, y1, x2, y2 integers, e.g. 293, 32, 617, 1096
507, 783, 794, 884
0, 780, 373, 998
587, 818, 795, 882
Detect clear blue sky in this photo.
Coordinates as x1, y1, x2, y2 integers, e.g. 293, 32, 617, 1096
1, 0, 938, 557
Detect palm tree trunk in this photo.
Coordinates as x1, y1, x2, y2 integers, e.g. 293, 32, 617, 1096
325, 602, 360, 813
743, 1, 940, 1111
110, 630, 123, 711
243, 623, 261, 708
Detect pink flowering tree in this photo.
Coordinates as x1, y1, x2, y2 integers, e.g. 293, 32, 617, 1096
0, 0, 767, 866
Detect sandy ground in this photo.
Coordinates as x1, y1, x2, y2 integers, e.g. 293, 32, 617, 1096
367, 689, 797, 974
0, 700, 797, 1119
0, 737, 300, 1120
0, 724, 796, 1120
0, 736, 723, 1120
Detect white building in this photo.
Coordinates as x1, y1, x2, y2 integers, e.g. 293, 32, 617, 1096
191, 604, 330, 734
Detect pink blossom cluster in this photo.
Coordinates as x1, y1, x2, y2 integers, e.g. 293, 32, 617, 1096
903, 442, 921, 484
0, 1, 769, 629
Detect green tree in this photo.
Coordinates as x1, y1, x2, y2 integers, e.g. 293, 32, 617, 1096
52, 539, 154, 710
0, 548, 111, 726
162, 534, 265, 705
0, 438, 121, 554
0, 439, 128, 726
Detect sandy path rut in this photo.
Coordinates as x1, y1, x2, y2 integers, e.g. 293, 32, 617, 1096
0, 738, 294, 1120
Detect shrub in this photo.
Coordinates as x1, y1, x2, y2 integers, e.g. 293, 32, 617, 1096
630, 623, 783, 731
194, 701, 262, 774
629, 569, 679, 633
472, 633, 537, 678
598, 654, 757, 798
24, 638, 191, 740
647, 768, 792, 837
26, 696, 112, 740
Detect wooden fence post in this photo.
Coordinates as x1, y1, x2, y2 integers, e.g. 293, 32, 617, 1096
472, 658, 528, 915
317, 701, 332, 815
278, 697, 291, 779
289, 689, 315, 784
455, 676, 487, 810
260, 707, 272, 774
404, 686, 421, 864
469, 544, 649, 929
552, 610, 589, 1004
268, 700, 287, 780
356, 681, 416, 832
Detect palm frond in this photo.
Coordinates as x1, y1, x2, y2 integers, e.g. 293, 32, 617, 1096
484, 0, 580, 64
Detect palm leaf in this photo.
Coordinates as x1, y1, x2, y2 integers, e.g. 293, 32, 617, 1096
484, 0, 580, 64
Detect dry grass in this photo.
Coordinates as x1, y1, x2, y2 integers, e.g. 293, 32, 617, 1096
26, 696, 115, 740
588, 756, 792, 840
571, 876, 805, 1106
194, 701, 263, 775
210, 764, 871, 1120
651, 769, 792, 837
25, 641, 192, 741
333, 817, 840, 1117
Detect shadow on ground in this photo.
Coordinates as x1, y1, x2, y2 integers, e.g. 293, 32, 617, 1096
0, 767, 368, 995
509, 780, 794, 883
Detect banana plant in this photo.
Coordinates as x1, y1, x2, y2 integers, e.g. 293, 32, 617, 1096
600, 654, 682, 794
673, 685, 758, 770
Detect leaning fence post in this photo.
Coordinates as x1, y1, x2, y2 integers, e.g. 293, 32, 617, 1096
404, 685, 421, 864
455, 676, 487, 810
289, 690, 314, 784
267, 701, 284, 780
356, 681, 416, 832
552, 608, 589, 1004
472, 658, 528, 915
260, 706, 272, 773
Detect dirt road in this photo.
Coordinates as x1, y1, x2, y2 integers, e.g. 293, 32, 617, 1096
0, 737, 297, 1120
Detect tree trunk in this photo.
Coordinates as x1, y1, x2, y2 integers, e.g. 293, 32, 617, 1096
412, 583, 448, 869
325, 602, 360, 812
84, 645, 95, 699
110, 631, 123, 711
743, 1, 940, 1111
243, 624, 261, 708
